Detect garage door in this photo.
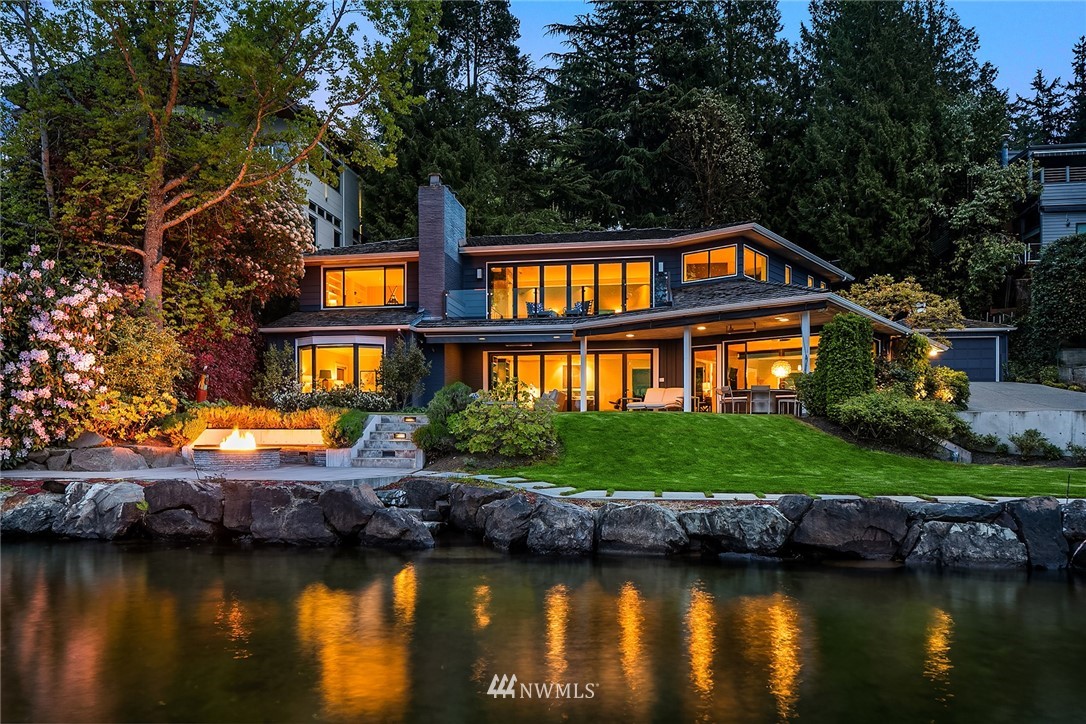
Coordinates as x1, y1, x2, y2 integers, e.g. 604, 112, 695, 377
933, 337, 998, 382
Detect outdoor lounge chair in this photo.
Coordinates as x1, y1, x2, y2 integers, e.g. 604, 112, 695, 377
537, 388, 567, 411
627, 387, 683, 411
750, 385, 772, 414
525, 301, 558, 318
563, 300, 593, 317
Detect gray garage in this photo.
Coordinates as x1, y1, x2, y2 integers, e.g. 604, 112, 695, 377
928, 322, 1013, 383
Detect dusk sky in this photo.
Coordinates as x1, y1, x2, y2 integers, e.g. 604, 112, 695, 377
509, 0, 1086, 102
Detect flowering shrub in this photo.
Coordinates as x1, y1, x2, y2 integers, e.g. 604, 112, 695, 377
269, 385, 395, 413
0, 246, 123, 466
448, 379, 557, 459
87, 390, 178, 443
179, 316, 259, 404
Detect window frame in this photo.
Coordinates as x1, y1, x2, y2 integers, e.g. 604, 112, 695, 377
784, 264, 792, 285
296, 341, 384, 392
681, 244, 738, 283
322, 264, 408, 309
743, 245, 768, 282
485, 256, 654, 319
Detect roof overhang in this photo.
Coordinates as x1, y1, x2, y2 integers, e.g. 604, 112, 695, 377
304, 251, 418, 265
258, 324, 413, 334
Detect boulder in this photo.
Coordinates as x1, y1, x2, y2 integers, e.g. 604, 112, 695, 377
481, 495, 537, 551
25, 450, 50, 464
45, 451, 70, 471
361, 508, 435, 550
596, 503, 688, 555
145, 509, 218, 541
128, 445, 178, 469
221, 481, 255, 532
144, 480, 224, 522
375, 488, 409, 507
905, 521, 1028, 568
41, 480, 69, 494
1063, 499, 1086, 543
249, 484, 336, 545
319, 485, 384, 537
791, 498, 909, 559
69, 447, 147, 472
776, 494, 813, 522
69, 431, 109, 449
526, 499, 594, 556
905, 502, 1003, 523
52, 482, 146, 540
1008, 497, 1068, 569
1, 493, 66, 537
678, 505, 793, 555
449, 485, 512, 533
400, 477, 457, 510
20, 461, 46, 471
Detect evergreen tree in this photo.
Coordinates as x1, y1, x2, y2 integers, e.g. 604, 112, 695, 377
1065, 36, 1086, 143
1010, 69, 1069, 146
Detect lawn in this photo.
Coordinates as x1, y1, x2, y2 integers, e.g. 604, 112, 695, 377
488, 413, 1086, 498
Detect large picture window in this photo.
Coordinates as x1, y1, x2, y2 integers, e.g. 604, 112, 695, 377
725, 337, 820, 390
487, 259, 653, 319
324, 266, 406, 308
490, 350, 653, 411
682, 245, 737, 282
744, 246, 768, 281
297, 344, 383, 392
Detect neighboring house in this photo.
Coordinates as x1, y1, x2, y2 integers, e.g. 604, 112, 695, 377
1009, 142, 1086, 262
262, 176, 983, 410
301, 147, 363, 250
921, 321, 1015, 383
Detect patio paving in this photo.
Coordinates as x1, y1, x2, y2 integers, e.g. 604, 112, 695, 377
967, 382, 1086, 411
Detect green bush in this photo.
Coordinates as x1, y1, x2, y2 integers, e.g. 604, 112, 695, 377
270, 386, 395, 412
921, 366, 970, 409
414, 382, 475, 456
414, 420, 453, 455
448, 379, 557, 459
803, 313, 875, 415
830, 391, 964, 453
1067, 443, 1086, 466
158, 410, 208, 446
253, 344, 299, 405
322, 410, 368, 449
377, 338, 431, 409
1008, 429, 1063, 460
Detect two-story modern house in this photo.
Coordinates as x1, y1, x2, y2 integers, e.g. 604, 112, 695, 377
261, 175, 929, 411
1010, 142, 1086, 262
302, 147, 364, 250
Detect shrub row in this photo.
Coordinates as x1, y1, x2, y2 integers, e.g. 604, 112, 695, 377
159, 405, 367, 449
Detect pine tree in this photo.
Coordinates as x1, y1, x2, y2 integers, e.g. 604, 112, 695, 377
1011, 69, 1069, 146
1065, 36, 1086, 143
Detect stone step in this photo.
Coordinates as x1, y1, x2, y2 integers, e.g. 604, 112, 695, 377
371, 431, 418, 442
359, 448, 417, 459
383, 415, 429, 425
352, 457, 418, 469
375, 422, 423, 433
364, 440, 416, 451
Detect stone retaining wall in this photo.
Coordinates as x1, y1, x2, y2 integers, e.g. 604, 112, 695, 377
2, 478, 1084, 571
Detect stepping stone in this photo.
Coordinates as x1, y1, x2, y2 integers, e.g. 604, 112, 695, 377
491, 477, 528, 484
934, 495, 995, 503
507, 481, 555, 490
661, 492, 709, 500
879, 495, 926, 503
537, 486, 577, 496
471, 475, 502, 480
711, 493, 762, 501
606, 491, 656, 500
566, 490, 608, 498
818, 494, 863, 500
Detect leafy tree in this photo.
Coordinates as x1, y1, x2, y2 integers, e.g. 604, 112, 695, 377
377, 337, 431, 409
1010, 69, 1069, 146
669, 91, 763, 226
1, 0, 437, 310
1066, 36, 1086, 143
841, 275, 964, 333
1016, 233, 1086, 365
798, 313, 875, 416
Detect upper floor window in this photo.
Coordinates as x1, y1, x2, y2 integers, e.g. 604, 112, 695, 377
324, 265, 406, 308
784, 265, 792, 285
683, 245, 737, 282
807, 275, 814, 288
488, 258, 653, 319
744, 246, 768, 281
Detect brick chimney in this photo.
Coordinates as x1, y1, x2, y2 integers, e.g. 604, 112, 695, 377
417, 173, 466, 319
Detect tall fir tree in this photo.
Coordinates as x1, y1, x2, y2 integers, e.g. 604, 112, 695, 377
1065, 36, 1086, 143
1010, 69, 1070, 146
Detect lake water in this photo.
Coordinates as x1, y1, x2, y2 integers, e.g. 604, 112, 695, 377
2, 542, 1083, 723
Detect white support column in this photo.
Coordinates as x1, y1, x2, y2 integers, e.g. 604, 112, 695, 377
682, 326, 692, 412
995, 335, 1001, 382
579, 335, 588, 412
801, 312, 812, 374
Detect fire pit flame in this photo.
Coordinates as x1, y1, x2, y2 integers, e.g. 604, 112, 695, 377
219, 427, 257, 451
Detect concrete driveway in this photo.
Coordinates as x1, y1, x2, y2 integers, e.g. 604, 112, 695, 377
967, 382, 1086, 412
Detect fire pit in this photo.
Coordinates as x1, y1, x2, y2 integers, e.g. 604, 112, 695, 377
193, 428, 281, 471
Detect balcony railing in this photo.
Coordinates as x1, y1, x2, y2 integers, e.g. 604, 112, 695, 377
444, 289, 489, 319
1035, 166, 1086, 184
1023, 241, 1043, 264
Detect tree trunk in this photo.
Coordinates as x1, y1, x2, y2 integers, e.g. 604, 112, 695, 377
142, 198, 167, 311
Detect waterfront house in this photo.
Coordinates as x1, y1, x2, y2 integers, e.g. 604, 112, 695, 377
261, 176, 988, 410
1010, 142, 1086, 263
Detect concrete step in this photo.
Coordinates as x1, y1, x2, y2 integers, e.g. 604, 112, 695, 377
359, 448, 417, 459
383, 414, 429, 424
371, 431, 417, 442
352, 457, 418, 469
375, 422, 423, 433
364, 440, 416, 451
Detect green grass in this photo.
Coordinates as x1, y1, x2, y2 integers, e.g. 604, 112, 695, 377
487, 413, 1086, 498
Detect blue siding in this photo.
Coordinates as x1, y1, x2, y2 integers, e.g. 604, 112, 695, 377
933, 334, 1007, 382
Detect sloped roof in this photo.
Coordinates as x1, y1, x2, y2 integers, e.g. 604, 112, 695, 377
261, 307, 421, 330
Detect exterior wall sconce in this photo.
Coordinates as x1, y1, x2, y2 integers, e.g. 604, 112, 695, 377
394, 432, 407, 440
403, 416, 417, 423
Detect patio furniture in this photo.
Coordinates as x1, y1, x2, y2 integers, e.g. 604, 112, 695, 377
525, 301, 558, 318
610, 396, 642, 411
564, 300, 593, 317
716, 385, 748, 413
538, 389, 568, 411
750, 385, 772, 414
777, 396, 800, 416
627, 387, 683, 411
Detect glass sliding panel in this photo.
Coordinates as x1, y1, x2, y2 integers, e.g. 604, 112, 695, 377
597, 263, 623, 315
625, 261, 652, 311
597, 353, 625, 411
515, 266, 541, 319
357, 347, 382, 391
744, 247, 768, 281
490, 354, 513, 388
693, 348, 717, 410
385, 266, 405, 305
627, 353, 652, 399
543, 264, 568, 316
489, 267, 513, 319
298, 345, 315, 392
570, 354, 596, 411
314, 346, 355, 390
516, 355, 542, 399
709, 246, 736, 278
683, 250, 709, 281
344, 268, 386, 307
543, 354, 569, 410
570, 264, 595, 315
324, 270, 344, 307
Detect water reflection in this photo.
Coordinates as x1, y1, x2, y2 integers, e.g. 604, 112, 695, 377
473, 583, 492, 630
686, 583, 716, 697
924, 608, 954, 703
546, 584, 570, 680
392, 563, 417, 629
738, 593, 804, 720
617, 580, 652, 708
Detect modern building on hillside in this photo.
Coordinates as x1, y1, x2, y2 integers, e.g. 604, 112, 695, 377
1009, 142, 1086, 262
302, 147, 363, 250
261, 176, 988, 410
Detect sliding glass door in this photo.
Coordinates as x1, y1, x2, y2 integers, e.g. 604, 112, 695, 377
489, 351, 653, 411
